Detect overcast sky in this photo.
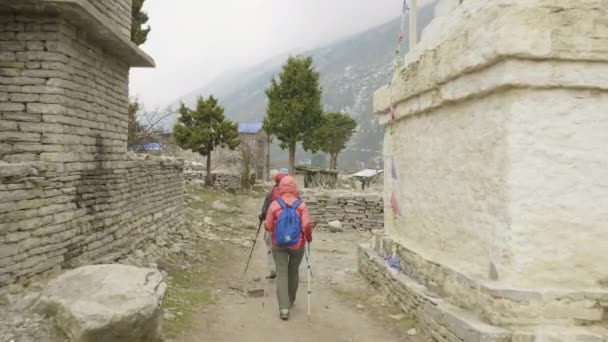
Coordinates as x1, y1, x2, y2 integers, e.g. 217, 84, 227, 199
129, 0, 433, 108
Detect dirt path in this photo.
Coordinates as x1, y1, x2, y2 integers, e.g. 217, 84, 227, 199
165, 190, 422, 342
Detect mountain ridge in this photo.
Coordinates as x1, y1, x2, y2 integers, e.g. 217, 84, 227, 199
176, 2, 438, 171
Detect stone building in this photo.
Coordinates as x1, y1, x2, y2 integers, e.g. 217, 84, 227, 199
0, 1, 185, 287
360, 0, 608, 340
237, 122, 267, 180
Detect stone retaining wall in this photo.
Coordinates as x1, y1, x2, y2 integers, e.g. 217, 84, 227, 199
212, 172, 241, 190
301, 190, 383, 230
0, 7, 184, 288
0, 155, 185, 287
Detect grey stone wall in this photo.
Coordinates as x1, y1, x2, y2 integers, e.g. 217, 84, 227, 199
0, 155, 185, 287
0, 13, 129, 163
0, 12, 184, 287
301, 190, 383, 230
87, 0, 132, 39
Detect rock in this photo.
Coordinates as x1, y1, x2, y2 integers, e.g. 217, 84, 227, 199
242, 219, 259, 231
356, 304, 365, 310
389, 313, 406, 321
229, 284, 244, 293
328, 220, 343, 233
34, 265, 166, 342
204, 217, 214, 225
252, 276, 261, 283
247, 288, 264, 298
164, 312, 176, 321
407, 328, 417, 336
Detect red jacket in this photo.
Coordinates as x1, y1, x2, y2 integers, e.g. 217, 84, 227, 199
265, 177, 311, 249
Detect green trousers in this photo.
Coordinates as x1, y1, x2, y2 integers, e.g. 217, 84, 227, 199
271, 245, 305, 310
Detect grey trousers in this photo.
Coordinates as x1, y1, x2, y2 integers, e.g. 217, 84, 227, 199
271, 245, 305, 310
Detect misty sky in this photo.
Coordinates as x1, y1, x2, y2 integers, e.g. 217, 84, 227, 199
129, 0, 433, 108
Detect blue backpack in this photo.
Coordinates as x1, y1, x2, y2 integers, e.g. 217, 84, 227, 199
275, 199, 302, 247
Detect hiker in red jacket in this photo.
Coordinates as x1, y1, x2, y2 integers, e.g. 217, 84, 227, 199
259, 173, 300, 279
264, 176, 312, 321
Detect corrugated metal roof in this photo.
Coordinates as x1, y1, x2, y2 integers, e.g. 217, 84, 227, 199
143, 143, 161, 151
352, 169, 384, 178
238, 122, 263, 134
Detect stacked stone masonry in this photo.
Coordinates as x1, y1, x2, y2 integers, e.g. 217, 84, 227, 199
88, 0, 132, 39
359, 234, 608, 341
0, 156, 185, 287
0, 13, 130, 162
211, 172, 242, 191
301, 190, 383, 231
0, 4, 182, 288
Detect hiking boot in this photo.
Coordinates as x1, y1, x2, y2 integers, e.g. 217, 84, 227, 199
280, 309, 289, 321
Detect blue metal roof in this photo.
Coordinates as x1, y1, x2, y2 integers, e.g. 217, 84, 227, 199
143, 143, 161, 151
238, 122, 263, 134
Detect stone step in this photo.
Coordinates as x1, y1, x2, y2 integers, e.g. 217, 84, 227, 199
358, 244, 511, 342
358, 244, 608, 342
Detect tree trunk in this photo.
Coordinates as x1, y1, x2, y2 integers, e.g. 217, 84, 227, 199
206, 152, 213, 187
329, 153, 338, 171
266, 137, 271, 181
288, 143, 296, 175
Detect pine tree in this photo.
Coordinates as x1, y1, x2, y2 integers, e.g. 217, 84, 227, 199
309, 112, 357, 171
264, 56, 323, 174
131, 0, 151, 46
174, 96, 240, 186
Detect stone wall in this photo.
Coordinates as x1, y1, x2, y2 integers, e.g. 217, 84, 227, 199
184, 161, 245, 191
87, 0, 132, 39
301, 190, 383, 230
0, 3, 182, 288
212, 172, 241, 191
368, 0, 608, 340
0, 13, 129, 163
0, 155, 185, 287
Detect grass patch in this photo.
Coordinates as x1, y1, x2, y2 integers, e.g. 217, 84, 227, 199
163, 269, 215, 338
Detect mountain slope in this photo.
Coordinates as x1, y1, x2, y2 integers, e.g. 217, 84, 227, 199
179, 2, 437, 171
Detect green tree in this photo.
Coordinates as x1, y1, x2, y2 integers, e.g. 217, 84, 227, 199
309, 112, 357, 171
174, 96, 240, 186
264, 56, 323, 174
131, 0, 151, 46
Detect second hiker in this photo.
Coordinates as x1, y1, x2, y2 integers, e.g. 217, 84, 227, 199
259, 173, 300, 279
264, 176, 312, 321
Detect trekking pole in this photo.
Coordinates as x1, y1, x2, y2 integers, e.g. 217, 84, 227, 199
262, 233, 270, 309
305, 242, 312, 321
244, 219, 263, 275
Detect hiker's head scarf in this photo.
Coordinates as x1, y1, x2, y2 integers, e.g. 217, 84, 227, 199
274, 173, 286, 184
279, 176, 298, 195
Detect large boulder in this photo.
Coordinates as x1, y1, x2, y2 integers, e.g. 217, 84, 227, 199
34, 265, 166, 342
328, 220, 344, 233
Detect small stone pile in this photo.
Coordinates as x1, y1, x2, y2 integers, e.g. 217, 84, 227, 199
301, 190, 383, 231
